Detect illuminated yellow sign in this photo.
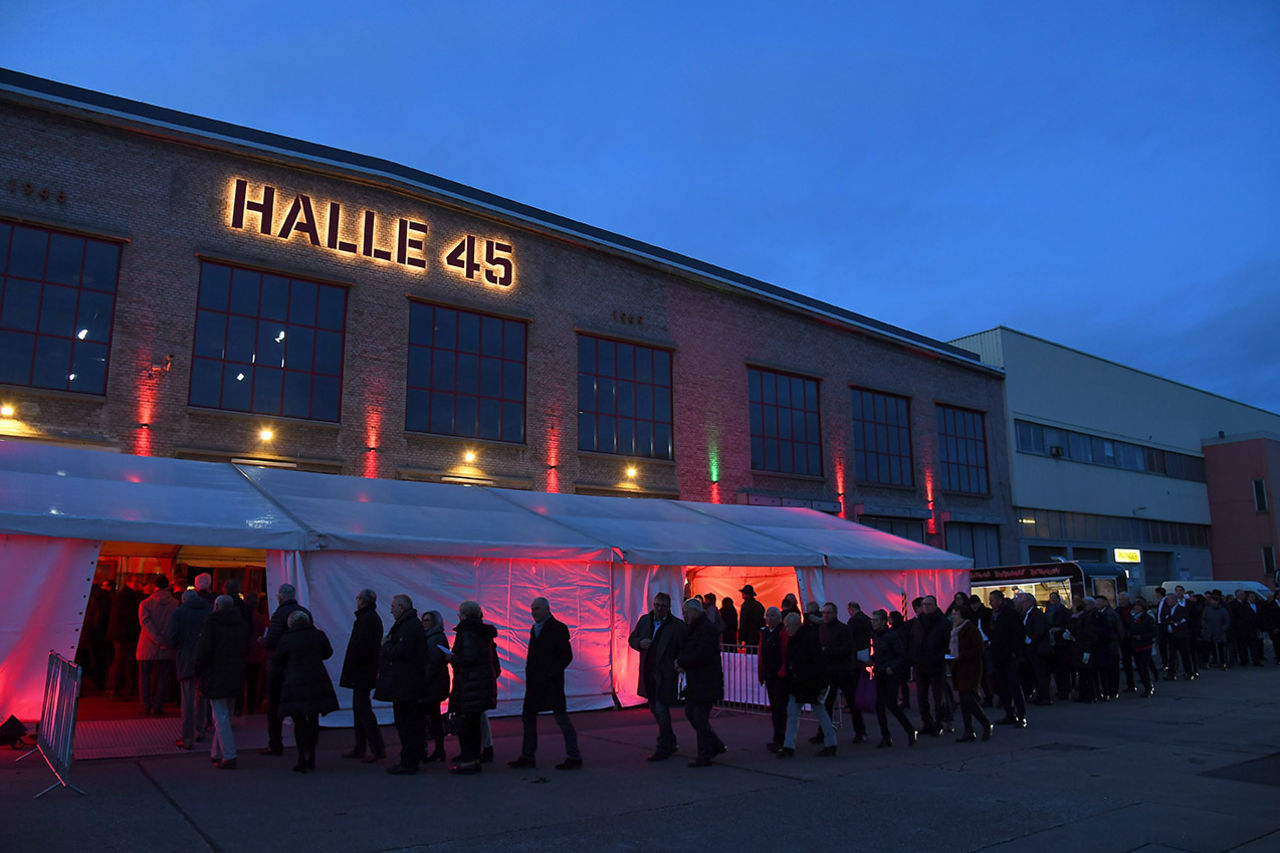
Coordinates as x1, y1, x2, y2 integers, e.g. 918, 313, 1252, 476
1113, 548, 1142, 563
226, 179, 515, 287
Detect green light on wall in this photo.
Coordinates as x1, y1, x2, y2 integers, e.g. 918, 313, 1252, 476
708, 448, 720, 483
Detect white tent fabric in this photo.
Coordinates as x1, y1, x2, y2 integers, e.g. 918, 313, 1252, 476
0, 440, 310, 549
0, 535, 100, 720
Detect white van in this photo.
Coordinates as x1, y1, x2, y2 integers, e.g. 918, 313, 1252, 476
1139, 580, 1275, 601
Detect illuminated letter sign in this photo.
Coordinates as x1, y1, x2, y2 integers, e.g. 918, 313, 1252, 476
226, 179, 516, 287
1113, 548, 1142, 563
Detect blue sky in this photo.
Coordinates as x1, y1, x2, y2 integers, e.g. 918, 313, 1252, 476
4, 1, 1278, 412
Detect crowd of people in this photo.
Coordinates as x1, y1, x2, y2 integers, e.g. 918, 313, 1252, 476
79, 572, 1280, 773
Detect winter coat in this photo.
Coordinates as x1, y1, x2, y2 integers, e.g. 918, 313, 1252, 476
273, 623, 339, 717
737, 597, 766, 646
628, 612, 684, 703
339, 603, 383, 691
375, 607, 428, 703
264, 599, 311, 668
817, 618, 854, 679
137, 589, 179, 661
449, 618, 499, 714
758, 622, 787, 682
523, 615, 573, 713
909, 610, 950, 674
422, 613, 451, 704
1129, 611, 1157, 652
165, 595, 212, 680
719, 602, 739, 646
849, 610, 873, 654
871, 626, 908, 678
951, 620, 985, 693
784, 622, 827, 702
106, 585, 143, 643
1023, 607, 1051, 659
1163, 602, 1191, 639
194, 606, 250, 700
989, 604, 1024, 666
676, 613, 724, 704
1201, 605, 1231, 644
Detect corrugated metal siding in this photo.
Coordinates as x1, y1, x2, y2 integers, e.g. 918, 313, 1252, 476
949, 329, 1005, 367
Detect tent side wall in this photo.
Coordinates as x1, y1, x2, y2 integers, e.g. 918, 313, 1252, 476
270, 550, 621, 719
0, 534, 100, 720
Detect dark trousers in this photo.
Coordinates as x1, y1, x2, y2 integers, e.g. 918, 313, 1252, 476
108, 640, 136, 697
138, 659, 173, 713
1133, 649, 1154, 690
1121, 642, 1135, 689
392, 700, 425, 768
874, 673, 915, 739
765, 677, 788, 745
824, 669, 866, 737
1031, 653, 1053, 703
1051, 645, 1073, 699
648, 699, 677, 754
244, 662, 264, 714
915, 668, 952, 728
1168, 636, 1195, 677
1098, 656, 1121, 698
1158, 632, 1172, 673
957, 687, 990, 736
997, 659, 1025, 719
266, 668, 285, 752
457, 710, 483, 763
291, 712, 319, 766
521, 705, 580, 760
1076, 661, 1098, 701
683, 700, 723, 761
350, 688, 385, 757
425, 705, 445, 757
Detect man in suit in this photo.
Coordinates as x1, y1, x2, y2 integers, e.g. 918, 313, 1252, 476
628, 592, 684, 761
676, 597, 726, 767
989, 590, 1027, 727
1016, 593, 1052, 706
1162, 593, 1195, 679
509, 597, 581, 770
1153, 586, 1171, 674
340, 588, 385, 763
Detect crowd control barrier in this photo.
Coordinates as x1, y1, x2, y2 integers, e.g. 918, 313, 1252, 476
18, 652, 86, 798
716, 643, 844, 728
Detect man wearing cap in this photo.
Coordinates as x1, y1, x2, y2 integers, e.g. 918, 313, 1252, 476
738, 585, 766, 647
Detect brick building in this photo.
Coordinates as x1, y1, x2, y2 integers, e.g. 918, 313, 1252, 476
0, 68, 1015, 565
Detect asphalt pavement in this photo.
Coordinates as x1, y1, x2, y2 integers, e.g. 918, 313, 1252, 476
3, 663, 1278, 853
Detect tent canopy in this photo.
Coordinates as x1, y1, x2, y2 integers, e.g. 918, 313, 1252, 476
0, 439, 310, 549
0, 440, 973, 572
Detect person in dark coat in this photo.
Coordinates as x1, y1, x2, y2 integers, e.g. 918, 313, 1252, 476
376, 593, 429, 774
194, 595, 250, 769
1016, 593, 1052, 707
1162, 594, 1196, 678
509, 597, 581, 770
107, 574, 143, 701
447, 600, 499, 774
676, 598, 726, 767
82, 579, 115, 691
870, 609, 917, 747
627, 592, 685, 761
719, 597, 739, 647
910, 595, 954, 735
1129, 598, 1158, 696
137, 573, 179, 716
259, 583, 311, 756
165, 589, 212, 750
949, 604, 991, 742
737, 585, 766, 647
221, 578, 257, 715
420, 610, 451, 762
812, 602, 866, 744
1046, 591, 1073, 700
1201, 593, 1232, 669
757, 606, 788, 751
273, 610, 338, 773
988, 590, 1027, 726
776, 610, 836, 757
339, 588, 385, 763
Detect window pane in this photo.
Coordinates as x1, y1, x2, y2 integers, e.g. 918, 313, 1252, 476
252, 367, 283, 412
32, 337, 71, 388
282, 372, 312, 418
222, 363, 251, 410
457, 312, 480, 353
260, 275, 290, 321
1, 278, 40, 329
189, 357, 222, 407
316, 285, 345, 330
229, 268, 260, 315
76, 291, 113, 342
38, 284, 77, 336
45, 234, 83, 286
8, 227, 47, 279
198, 264, 231, 310
81, 241, 120, 292
503, 321, 525, 361
480, 316, 502, 357
288, 281, 316, 325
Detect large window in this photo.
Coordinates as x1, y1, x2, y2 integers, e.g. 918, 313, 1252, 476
857, 515, 925, 543
851, 388, 913, 486
0, 221, 120, 394
406, 302, 525, 442
937, 404, 988, 494
189, 262, 346, 422
1016, 507, 1210, 548
1015, 419, 1206, 483
577, 335, 672, 459
946, 522, 1001, 568
1254, 479, 1269, 513
748, 367, 821, 476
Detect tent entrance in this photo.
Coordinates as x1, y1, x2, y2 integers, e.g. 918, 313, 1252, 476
685, 565, 800, 620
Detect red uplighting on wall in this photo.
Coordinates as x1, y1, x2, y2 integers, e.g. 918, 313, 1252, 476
544, 412, 561, 493
834, 458, 847, 518
363, 405, 382, 479
924, 467, 937, 534
134, 380, 156, 457
709, 481, 721, 504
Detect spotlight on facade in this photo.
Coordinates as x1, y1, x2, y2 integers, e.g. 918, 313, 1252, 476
464, 450, 477, 463
625, 465, 638, 479
259, 428, 274, 441
0, 404, 13, 418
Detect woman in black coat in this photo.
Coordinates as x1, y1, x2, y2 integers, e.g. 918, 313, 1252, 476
421, 610, 451, 762
448, 600, 499, 773
272, 610, 339, 773
719, 598, 739, 647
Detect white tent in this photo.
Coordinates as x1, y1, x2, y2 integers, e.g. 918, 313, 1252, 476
0, 440, 971, 721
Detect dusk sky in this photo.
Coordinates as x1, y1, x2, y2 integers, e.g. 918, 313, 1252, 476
4, 1, 1278, 412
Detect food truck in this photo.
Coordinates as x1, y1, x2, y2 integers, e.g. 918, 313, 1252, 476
968, 560, 1129, 606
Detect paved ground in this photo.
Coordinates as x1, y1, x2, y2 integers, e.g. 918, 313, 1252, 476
3, 664, 1278, 853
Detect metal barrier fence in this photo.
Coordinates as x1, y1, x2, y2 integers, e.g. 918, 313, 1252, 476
716, 643, 844, 728
18, 651, 86, 798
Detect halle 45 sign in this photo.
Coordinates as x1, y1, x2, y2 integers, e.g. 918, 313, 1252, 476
226, 178, 515, 287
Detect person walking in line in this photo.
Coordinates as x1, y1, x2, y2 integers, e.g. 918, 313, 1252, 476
870, 609, 918, 748
757, 606, 788, 752
377, 594, 429, 775
737, 585, 766, 647
166, 588, 212, 750
508, 597, 582, 771
447, 600, 499, 774
950, 604, 992, 743
273, 610, 339, 773
1129, 598, 1158, 696
339, 588, 386, 764
137, 574, 179, 716
676, 598, 726, 767
259, 584, 311, 756
628, 592, 684, 761
420, 610, 451, 763
776, 611, 837, 758
194, 595, 250, 770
